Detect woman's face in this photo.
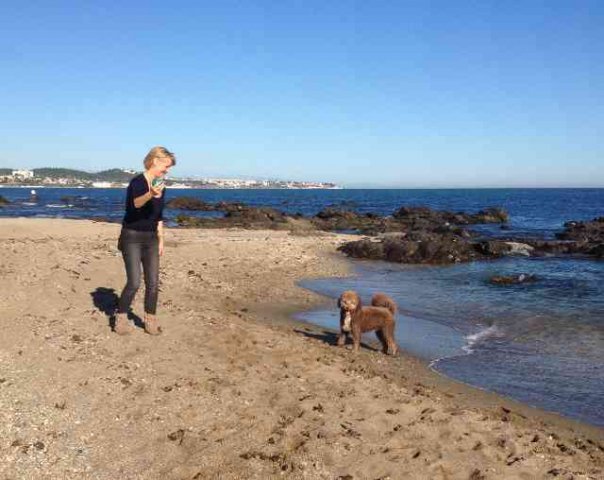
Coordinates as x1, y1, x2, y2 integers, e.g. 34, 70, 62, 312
152, 157, 173, 177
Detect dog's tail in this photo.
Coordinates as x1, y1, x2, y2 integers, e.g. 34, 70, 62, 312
371, 293, 397, 315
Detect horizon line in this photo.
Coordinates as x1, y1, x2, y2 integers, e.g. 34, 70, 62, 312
1, 166, 603, 189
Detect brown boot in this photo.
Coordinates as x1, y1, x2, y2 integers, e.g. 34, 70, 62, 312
114, 313, 133, 335
144, 313, 162, 335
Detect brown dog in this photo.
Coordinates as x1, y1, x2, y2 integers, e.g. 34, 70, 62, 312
337, 291, 398, 355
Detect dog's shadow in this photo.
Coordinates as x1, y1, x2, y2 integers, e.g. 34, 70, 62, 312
90, 287, 144, 330
293, 328, 380, 352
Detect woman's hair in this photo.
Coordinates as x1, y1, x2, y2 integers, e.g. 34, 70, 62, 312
143, 146, 176, 169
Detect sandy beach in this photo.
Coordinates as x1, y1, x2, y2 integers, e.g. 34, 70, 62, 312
0, 218, 602, 480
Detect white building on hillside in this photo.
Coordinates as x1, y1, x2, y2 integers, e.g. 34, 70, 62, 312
12, 169, 34, 178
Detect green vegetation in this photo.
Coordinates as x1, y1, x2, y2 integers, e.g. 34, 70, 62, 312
94, 169, 137, 182
0, 168, 13, 175
33, 168, 95, 180
31, 168, 136, 182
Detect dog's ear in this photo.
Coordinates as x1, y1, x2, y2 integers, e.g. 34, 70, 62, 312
337, 296, 342, 308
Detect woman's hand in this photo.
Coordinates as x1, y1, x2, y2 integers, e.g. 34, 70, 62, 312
150, 184, 165, 198
159, 237, 165, 256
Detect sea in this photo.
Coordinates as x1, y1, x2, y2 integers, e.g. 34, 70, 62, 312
1, 186, 603, 426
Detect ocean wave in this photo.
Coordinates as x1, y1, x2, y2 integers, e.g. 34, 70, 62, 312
463, 325, 504, 353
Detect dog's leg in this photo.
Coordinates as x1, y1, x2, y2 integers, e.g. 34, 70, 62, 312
336, 332, 347, 347
376, 329, 388, 354
352, 327, 361, 353
386, 323, 398, 355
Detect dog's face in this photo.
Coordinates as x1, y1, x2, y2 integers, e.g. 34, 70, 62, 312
338, 290, 361, 332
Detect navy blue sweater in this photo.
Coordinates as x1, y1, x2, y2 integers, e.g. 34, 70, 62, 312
122, 174, 165, 231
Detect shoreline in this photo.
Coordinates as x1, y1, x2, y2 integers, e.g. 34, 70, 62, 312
1, 218, 602, 479
286, 296, 604, 441
215, 243, 604, 440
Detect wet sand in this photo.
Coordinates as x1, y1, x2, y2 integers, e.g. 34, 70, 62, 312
0, 218, 602, 479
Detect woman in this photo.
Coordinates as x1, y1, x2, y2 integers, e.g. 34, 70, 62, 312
114, 146, 176, 335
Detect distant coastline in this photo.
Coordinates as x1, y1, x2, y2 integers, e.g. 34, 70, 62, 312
0, 167, 341, 190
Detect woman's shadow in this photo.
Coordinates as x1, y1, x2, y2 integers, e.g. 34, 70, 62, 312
90, 287, 144, 330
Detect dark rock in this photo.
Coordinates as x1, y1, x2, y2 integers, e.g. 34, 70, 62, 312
552, 217, 604, 258
214, 201, 248, 212
476, 241, 512, 256
315, 204, 507, 236
176, 205, 292, 230
589, 243, 604, 258
525, 240, 574, 256
393, 205, 509, 225
472, 207, 509, 223
392, 206, 435, 219
316, 208, 359, 221
167, 429, 185, 444
469, 469, 486, 480
489, 274, 537, 285
166, 197, 214, 211
557, 216, 604, 242
59, 195, 93, 208
547, 468, 563, 476
337, 239, 384, 260
225, 206, 287, 223
0, 195, 10, 206
312, 209, 388, 235
339, 231, 486, 265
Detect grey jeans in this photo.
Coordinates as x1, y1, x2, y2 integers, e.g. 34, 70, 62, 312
117, 228, 159, 315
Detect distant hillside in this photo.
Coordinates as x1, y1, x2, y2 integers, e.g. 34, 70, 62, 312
33, 168, 95, 180
0, 168, 12, 175
32, 168, 137, 182
94, 169, 137, 182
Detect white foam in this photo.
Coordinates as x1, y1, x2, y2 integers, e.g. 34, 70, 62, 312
463, 325, 503, 353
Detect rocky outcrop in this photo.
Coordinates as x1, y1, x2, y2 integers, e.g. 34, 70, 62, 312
311, 205, 508, 236
555, 218, 604, 258
311, 209, 389, 234
0, 195, 9, 206
470, 207, 509, 224
224, 206, 288, 224
338, 231, 488, 265
335, 206, 513, 265
175, 205, 294, 230
557, 217, 604, 242
473, 241, 533, 257
516, 217, 604, 259
170, 202, 602, 263
392, 205, 509, 225
166, 197, 215, 211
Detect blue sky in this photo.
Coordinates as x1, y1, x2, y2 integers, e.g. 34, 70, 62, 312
1, 1, 602, 187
